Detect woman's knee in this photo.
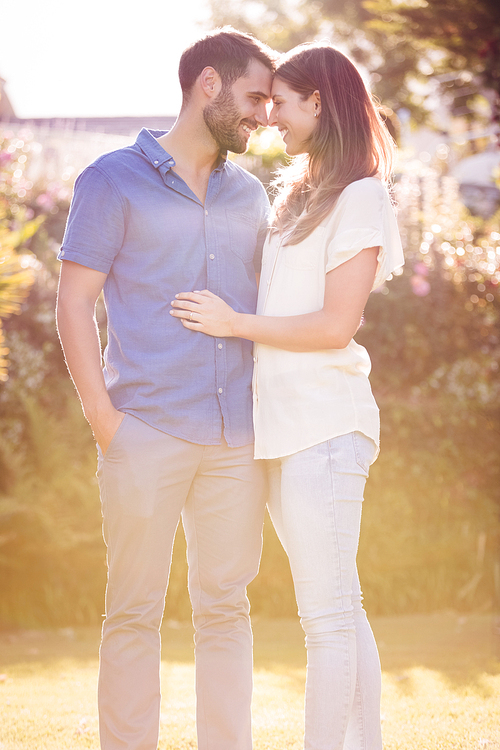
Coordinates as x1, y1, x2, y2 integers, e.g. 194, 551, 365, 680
300, 608, 356, 644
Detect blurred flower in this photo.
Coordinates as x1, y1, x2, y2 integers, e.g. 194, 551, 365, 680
414, 262, 429, 276
410, 274, 431, 296
35, 193, 55, 211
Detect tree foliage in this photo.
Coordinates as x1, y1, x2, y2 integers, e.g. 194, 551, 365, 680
209, 0, 500, 126
0, 131, 46, 380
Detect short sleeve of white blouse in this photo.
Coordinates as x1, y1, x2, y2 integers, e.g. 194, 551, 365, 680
325, 176, 403, 288
252, 177, 404, 460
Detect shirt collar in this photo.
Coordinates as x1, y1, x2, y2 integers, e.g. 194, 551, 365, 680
136, 128, 175, 170
136, 127, 228, 174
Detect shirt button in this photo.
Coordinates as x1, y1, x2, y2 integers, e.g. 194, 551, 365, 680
218, 343, 223, 350
209, 254, 215, 260
253, 356, 257, 362
154, 160, 159, 165
60, 250, 65, 256
218, 387, 223, 394
205, 210, 209, 216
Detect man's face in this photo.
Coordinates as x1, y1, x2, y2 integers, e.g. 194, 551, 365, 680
203, 59, 272, 154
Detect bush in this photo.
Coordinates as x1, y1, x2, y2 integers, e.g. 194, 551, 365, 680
0, 127, 499, 627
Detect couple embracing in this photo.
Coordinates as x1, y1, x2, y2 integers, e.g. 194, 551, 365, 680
56, 26, 403, 750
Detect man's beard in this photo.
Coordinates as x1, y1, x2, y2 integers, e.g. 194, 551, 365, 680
203, 85, 250, 154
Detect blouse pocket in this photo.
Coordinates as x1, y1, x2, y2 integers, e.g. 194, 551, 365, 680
282, 225, 326, 270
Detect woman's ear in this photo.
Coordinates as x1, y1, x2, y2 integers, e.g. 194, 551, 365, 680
199, 66, 222, 99
313, 89, 321, 117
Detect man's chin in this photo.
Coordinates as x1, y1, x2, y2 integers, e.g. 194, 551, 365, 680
221, 139, 248, 155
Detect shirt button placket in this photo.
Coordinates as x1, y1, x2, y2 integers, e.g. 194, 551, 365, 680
205, 205, 224, 408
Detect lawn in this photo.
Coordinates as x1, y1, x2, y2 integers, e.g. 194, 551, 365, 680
1, 612, 499, 749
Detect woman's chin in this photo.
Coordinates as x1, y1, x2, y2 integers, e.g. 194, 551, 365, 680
284, 142, 308, 157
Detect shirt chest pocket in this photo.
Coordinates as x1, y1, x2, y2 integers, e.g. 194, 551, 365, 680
226, 209, 259, 264
282, 225, 326, 270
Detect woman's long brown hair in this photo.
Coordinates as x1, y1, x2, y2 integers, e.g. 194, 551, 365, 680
271, 43, 396, 245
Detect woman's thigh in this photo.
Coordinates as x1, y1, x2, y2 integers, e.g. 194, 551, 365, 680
268, 432, 375, 620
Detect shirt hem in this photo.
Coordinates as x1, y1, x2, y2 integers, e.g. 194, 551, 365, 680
254, 427, 380, 462
119, 409, 253, 449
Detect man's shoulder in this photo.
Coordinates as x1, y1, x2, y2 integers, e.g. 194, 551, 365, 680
73, 140, 147, 196
89, 140, 142, 174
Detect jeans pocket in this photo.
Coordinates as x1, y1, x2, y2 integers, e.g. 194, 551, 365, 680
352, 431, 377, 475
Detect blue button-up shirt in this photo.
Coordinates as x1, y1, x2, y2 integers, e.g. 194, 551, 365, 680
59, 128, 270, 446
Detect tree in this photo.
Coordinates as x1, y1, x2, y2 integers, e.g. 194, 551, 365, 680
209, 0, 500, 127
0, 131, 44, 380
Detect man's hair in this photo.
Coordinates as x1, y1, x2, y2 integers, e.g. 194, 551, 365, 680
178, 27, 276, 101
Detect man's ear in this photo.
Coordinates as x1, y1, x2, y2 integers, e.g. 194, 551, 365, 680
199, 66, 222, 100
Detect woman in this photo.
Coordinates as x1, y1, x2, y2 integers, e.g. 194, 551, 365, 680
171, 43, 404, 750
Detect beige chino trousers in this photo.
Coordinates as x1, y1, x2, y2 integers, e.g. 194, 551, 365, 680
96, 414, 266, 750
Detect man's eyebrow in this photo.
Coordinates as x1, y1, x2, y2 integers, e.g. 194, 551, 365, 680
248, 90, 271, 100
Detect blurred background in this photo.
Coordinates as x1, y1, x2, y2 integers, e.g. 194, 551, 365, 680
0, 0, 499, 628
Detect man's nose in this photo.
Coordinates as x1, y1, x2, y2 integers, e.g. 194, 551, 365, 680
255, 103, 269, 127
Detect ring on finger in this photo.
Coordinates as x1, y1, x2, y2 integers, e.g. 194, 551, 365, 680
189, 311, 194, 321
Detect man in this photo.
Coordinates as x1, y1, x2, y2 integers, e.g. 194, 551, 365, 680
56, 28, 275, 750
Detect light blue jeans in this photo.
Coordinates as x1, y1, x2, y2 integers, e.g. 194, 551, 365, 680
267, 432, 382, 750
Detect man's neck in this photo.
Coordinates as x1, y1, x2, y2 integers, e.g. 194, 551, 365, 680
157, 108, 222, 204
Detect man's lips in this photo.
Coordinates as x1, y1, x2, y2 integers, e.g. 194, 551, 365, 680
241, 121, 257, 136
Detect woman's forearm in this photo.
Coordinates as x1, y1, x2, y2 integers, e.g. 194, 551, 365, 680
232, 309, 357, 351
171, 247, 378, 351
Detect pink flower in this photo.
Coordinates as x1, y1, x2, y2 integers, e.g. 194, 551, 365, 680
411, 275, 431, 296
414, 262, 429, 276
36, 193, 55, 210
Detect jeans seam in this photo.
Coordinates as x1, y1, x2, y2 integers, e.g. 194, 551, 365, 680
185, 478, 209, 748
327, 439, 355, 742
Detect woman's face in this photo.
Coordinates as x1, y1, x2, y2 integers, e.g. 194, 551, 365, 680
268, 78, 320, 156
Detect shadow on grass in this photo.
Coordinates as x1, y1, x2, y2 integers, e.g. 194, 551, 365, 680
253, 612, 500, 698
1, 612, 498, 691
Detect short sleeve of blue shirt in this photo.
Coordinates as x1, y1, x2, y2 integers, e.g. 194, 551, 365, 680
58, 166, 125, 273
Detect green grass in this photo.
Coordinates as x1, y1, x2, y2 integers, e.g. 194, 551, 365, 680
1, 613, 499, 749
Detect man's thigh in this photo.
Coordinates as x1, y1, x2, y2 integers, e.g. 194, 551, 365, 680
182, 441, 266, 612
97, 415, 205, 603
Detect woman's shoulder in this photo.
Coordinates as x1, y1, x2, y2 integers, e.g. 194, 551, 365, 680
340, 176, 387, 202
322, 177, 388, 227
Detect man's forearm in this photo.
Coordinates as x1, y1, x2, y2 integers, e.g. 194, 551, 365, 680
56, 297, 112, 423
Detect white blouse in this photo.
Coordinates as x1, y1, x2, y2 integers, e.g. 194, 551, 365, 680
252, 177, 404, 460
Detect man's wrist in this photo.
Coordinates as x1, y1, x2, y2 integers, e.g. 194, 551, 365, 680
83, 393, 115, 427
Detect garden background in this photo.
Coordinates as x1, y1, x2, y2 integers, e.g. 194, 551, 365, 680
1, 0, 499, 632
